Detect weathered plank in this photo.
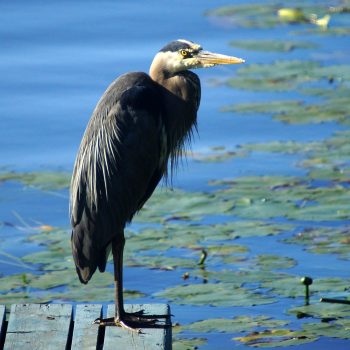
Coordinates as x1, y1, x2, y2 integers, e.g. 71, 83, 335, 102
104, 304, 171, 350
71, 304, 102, 350
4, 304, 72, 350
0, 305, 6, 348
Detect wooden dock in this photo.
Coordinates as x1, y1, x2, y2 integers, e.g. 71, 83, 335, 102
0, 303, 171, 349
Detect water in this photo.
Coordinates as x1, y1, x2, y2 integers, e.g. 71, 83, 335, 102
1, 0, 341, 172
1, 0, 350, 348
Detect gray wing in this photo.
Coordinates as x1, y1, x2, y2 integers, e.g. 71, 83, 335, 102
70, 72, 164, 283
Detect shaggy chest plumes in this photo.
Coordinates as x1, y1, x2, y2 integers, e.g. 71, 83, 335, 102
150, 69, 200, 178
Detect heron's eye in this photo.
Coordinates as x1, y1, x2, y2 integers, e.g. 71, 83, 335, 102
180, 50, 188, 57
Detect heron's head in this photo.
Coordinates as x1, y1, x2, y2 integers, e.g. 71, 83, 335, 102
150, 39, 245, 77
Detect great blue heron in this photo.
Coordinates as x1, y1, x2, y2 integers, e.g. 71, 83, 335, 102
70, 39, 244, 331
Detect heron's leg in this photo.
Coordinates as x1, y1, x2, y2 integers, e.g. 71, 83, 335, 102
94, 236, 170, 331
112, 237, 166, 331
93, 237, 127, 328
112, 236, 127, 322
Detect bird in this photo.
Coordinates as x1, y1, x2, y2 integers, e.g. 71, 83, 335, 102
70, 39, 244, 331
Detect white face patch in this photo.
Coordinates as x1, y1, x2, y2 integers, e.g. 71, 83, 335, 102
155, 51, 183, 71
150, 41, 205, 77
150, 51, 201, 75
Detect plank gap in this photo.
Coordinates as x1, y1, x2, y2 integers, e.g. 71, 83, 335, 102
96, 323, 105, 350
0, 307, 7, 350
66, 312, 74, 350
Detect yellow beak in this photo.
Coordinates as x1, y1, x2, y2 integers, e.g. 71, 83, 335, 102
196, 51, 245, 66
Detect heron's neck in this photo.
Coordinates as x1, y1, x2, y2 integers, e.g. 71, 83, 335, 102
149, 63, 198, 174
149, 64, 173, 88
149, 64, 191, 103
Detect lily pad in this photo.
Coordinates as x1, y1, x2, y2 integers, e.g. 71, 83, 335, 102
302, 321, 350, 339
230, 40, 317, 52
289, 302, 350, 319
126, 254, 196, 270
206, 3, 280, 29
173, 337, 207, 350
155, 283, 275, 307
213, 175, 350, 222
255, 254, 296, 270
207, 2, 349, 33
54, 286, 144, 303
0, 285, 143, 305
189, 147, 245, 163
184, 315, 289, 333
135, 189, 234, 223
284, 227, 350, 260
0, 171, 71, 190
234, 328, 317, 347
224, 98, 350, 125
226, 60, 350, 92
0, 273, 34, 292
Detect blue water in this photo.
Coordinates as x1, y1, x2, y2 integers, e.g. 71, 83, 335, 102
1, 1, 350, 349
0, 0, 343, 173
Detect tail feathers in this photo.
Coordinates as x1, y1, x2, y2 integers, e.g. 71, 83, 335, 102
71, 229, 110, 284
76, 265, 96, 284
73, 247, 107, 284
75, 252, 108, 284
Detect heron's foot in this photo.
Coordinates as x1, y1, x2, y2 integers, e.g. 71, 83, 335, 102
93, 311, 169, 332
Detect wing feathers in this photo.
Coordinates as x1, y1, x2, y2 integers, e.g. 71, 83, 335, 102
70, 72, 164, 283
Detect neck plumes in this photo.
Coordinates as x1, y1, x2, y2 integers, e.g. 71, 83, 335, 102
149, 54, 200, 176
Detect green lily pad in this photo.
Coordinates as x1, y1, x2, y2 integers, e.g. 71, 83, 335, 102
301, 85, 350, 99
0, 291, 50, 304
207, 2, 349, 34
264, 275, 350, 299
233, 128, 350, 185
184, 315, 289, 333
255, 254, 296, 270
212, 221, 293, 240
302, 320, 350, 339
289, 302, 350, 319
53, 286, 143, 303
173, 337, 207, 350
240, 140, 319, 155
135, 189, 234, 223
0, 273, 34, 292
226, 60, 350, 93
206, 3, 280, 29
155, 283, 275, 307
189, 147, 245, 163
123, 219, 294, 271
222, 100, 303, 116
29, 269, 116, 290
212, 175, 350, 222
230, 40, 317, 52
126, 254, 196, 270
284, 226, 350, 260
0, 285, 143, 305
0, 171, 71, 190
225, 95, 350, 125
234, 328, 317, 347
22, 249, 70, 267
226, 61, 320, 91
206, 244, 248, 256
